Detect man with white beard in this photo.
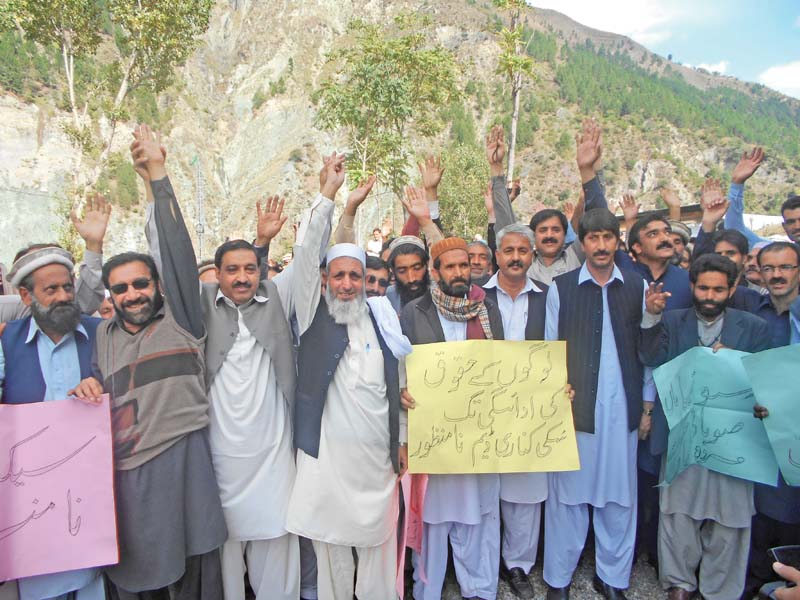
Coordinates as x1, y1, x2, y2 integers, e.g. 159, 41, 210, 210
286, 180, 410, 599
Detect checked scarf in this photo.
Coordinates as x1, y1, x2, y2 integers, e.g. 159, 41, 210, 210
430, 281, 494, 340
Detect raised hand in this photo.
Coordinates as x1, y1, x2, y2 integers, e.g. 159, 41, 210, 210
563, 200, 576, 222
320, 153, 346, 199
701, 178, 728, 229
659, 187, 681, 209
71, 192, 112, 253
509, 178, 521, 203
618, 193, 640, 223
483, 182, 495, 220
344, 174, 377, 216
418, 155, 445, 198
576, 118, 602, 179
400, 185, 431, 224
731, 147, 765, 185
131, 124, 167, 181
485, 125, 506, 175
645, 281, 671, 315
255, 195, 288, 246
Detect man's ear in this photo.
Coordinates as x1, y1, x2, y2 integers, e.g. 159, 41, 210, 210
18, 286, 33, 307
430, 267, 441, 283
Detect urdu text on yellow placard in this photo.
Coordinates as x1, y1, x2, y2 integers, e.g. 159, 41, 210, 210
406, 340, 580, 474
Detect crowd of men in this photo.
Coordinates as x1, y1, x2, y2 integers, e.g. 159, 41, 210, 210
1, 120, 799, 600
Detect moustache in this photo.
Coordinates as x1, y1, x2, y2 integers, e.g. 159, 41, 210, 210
592, 250, 611, 258
450, 278, 469, 286
232, 281, 252, 289
745, 264, 759, 272
507, 260, 524, 269
769, 277, 788, 286
122, 297, 152, 309
657, 241, 674, 250
541, 237, 559, 245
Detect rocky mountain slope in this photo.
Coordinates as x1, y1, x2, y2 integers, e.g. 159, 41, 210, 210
1, 0, 798, 265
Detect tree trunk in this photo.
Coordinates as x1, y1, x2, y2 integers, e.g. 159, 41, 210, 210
61, 39, 79, 128
508, 72, 521, 181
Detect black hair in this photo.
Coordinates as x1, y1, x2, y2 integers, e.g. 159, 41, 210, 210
578, 208, 620, 242
388, 244, 428, 270
530, 208, 568, 233
689, 253, 737, 287
712, 229, 748, 257
214, 239, 256, 268
366, 256, 389, 272
627, 214, 671, 250
102, 252, 160, 289
780, 194, 800, 217
757, 241, 800, 266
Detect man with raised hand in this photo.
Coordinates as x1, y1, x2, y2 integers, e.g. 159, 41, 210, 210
1, 227, 109, 600
482, 222, 549, 599
543, 209, 648, 600
639, 253, 769, 600
488, 120, 608, 285
401, 237, 505, 600
71, 125, 227, 599
0, 195, 110, 323
285, 156, 410, 600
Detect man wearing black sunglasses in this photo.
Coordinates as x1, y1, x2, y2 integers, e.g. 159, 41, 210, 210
365, 256, 390, 298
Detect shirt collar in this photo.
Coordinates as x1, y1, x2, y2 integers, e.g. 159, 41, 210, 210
578, 262, 624, 287
26, 317, 87, 344
215, 287, 268, 309
484, 272, 542, 294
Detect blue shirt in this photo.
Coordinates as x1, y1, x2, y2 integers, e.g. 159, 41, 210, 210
753, 296, 798, 523
615, 254, 692, 311
724, 182, 770, 250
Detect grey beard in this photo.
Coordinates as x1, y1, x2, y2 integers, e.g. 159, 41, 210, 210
325, 286, 366, 325
30, 296, 81, 336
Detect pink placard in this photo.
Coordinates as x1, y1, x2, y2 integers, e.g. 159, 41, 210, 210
0, 395, 118, 582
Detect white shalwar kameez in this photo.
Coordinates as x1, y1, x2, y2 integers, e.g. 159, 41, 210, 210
412, 313, 501, 600
286, 306, 399, 600
542, 266, 644, 590
484, 274, 548, 573
209, 295, 299, 600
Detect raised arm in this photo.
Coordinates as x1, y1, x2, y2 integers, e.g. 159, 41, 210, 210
132, 124, 204, 339
486, 125, 517, 232
639, 282, 672, 367
400, 186, 443, 246
70, 192, 112, 314
333, 174, 376, 244
576, 121, 608, 213
293, 154, 343, 334
692, 178, 729, 260
724, 147, 768, 248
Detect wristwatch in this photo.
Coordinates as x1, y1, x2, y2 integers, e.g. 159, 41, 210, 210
643, 407, 654, 416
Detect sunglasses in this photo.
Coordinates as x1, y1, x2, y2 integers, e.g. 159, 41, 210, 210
109, 277, 153, 295
367, 275, 390, 288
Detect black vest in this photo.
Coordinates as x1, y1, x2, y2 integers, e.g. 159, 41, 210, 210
483, 280, 548, 341
554, 268, 644, 433
294, 299, 401, 473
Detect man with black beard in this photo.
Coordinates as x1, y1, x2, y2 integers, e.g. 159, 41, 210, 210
385, 236, 431, 311
639, 253, 769, 600
70, 124, 227, 599
0, 246, 106, 600
400, 237, 505, 600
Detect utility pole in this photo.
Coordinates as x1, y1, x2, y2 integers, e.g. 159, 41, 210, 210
191, 156, 206, 260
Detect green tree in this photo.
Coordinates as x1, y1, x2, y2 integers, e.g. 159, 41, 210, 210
314, 16, 460, 195
11, 0, 213, 184
438, 143, 489, 238
493, 0, 535, 181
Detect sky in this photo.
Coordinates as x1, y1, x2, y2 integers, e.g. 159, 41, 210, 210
529, 0, 800, 99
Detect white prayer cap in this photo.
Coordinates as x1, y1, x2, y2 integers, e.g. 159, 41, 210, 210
8, 247, 75, 288
326, 243, 366, 270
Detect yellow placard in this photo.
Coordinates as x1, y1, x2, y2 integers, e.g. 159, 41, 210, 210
406, 340, 580, 474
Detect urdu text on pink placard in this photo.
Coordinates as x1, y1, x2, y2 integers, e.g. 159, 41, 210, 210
0, 395, 118, 582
